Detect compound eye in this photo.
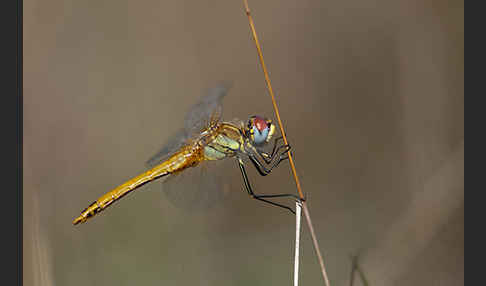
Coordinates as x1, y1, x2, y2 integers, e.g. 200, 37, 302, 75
252, 125, 269, 144
250, 116, 270, 145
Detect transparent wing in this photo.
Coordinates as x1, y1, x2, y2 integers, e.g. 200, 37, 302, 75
145, 129, 189, 169
156, 159, 235, 212
145, 82, 232, 169
184, 82, 232, 136
144, 82, 235, 211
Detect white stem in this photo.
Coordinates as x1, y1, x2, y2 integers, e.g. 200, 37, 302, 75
294, 201, 303, 286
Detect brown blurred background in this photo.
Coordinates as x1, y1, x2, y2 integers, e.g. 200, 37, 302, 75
23, 0, 463, 285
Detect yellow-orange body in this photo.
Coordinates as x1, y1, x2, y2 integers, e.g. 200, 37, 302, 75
73, 122, 247, 225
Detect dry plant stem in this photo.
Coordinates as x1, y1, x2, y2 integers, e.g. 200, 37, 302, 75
294, 201, 302, 286
242, 0, 303, 198
303, 202, 331, 286
241, 1, 330, 285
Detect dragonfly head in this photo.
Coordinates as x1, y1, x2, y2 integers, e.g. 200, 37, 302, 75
246, 115, 276, 145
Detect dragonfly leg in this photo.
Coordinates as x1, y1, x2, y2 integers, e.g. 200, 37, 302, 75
263, 136, 284, 162
237, 158, 301, 214
248, 146, 290, 177
258, 136, 289, 164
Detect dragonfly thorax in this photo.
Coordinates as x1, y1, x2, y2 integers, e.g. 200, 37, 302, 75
200, 122, 243, 161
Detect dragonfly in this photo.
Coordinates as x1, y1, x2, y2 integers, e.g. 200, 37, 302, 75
73, 84, 300, 225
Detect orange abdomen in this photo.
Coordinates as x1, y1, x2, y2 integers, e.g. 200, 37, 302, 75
73, 145, 203, 225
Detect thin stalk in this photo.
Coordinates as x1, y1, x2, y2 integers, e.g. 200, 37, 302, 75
242, 0, 303, 199
303, 203, 331, 286
294, 201, 302, 286
241, 1, 331, 285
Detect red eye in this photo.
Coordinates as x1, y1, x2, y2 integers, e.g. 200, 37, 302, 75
253, 116, 268, 132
